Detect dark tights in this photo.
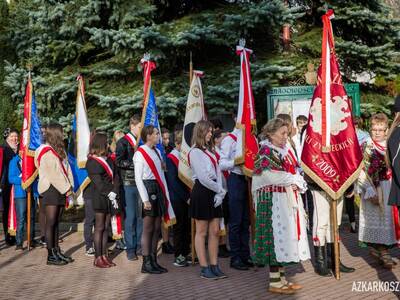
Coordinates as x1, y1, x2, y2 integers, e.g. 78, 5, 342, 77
94, 212, 111, 258
141, 216, 161, 256
45, 205, 62, 250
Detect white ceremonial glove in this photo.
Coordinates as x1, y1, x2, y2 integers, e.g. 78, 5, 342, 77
214, 189, 226, 208
108, 192, 118, 209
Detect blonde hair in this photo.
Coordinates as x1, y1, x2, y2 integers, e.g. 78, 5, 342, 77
260, 118, 287, 141
110, 130, 125, 153
174, 130, 183, 146
370, 112, 388, 127
192, 120, 214, 150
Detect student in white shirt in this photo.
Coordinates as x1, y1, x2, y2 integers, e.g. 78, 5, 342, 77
190, 120, 227, 280
134, 125, 169, 275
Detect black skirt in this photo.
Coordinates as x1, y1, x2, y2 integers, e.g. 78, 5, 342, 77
142, 180, 165, 218
93, 197, 110, 214
41, 185, 65, 206
190, 180, 223, 220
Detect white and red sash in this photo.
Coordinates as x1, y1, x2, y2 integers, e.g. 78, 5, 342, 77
215, 151, 229, 179
124, 133, 137, 149
227, 133, 237, 143
7, 185, 17, 236
37, 144, 73, 208
137, 146, 176, 226
167, 149, 179, 169
90, 155, 113, 180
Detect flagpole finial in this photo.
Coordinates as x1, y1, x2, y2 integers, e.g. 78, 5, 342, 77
239, 38, 246, 48
26, 63, 33, 79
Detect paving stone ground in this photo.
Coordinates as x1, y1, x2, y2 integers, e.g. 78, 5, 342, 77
0, 226, 399, 300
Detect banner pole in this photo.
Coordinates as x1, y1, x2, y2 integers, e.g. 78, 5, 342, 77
330, 198, 340, 279
189, 51, 193, 85
247, 179, 255, 243
27, 188, 31, 251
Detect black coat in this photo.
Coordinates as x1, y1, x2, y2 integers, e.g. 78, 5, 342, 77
388, 126, 400, 207
115, 135, 136, 186
1, 143, 17, 199
85, 157, 120, 213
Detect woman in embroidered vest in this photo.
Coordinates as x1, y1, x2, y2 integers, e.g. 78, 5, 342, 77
190, 120, 227, 280
134, 125, 171, 274
252, 118, 310, 295
86, 133, 120, 268
34, 123, 74, 266
358, 113, 399, 269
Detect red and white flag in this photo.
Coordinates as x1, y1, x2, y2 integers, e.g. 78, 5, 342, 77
234, 40, 259, 176
301, 10, 363, 199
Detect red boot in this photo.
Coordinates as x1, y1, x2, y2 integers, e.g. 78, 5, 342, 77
94, 256, 111, 268
102, 255, 116, 267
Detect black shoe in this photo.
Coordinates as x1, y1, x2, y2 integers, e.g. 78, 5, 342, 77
56, 247, 74, 263
141, 255, 162, 274
242, 258, 254, 268
30, 239, 41, 248
151, 254, 168, 273
162, 242, 174, 254
314, 246, 332, 277
15, 244, 24, 251
39, 236, 46, 247
230, 259, 249, 271
186, 254, 199, 264
218, 245, 230, 258
47, 248, 68, 266
6, 236, 16, 246
326, 243, 355, 274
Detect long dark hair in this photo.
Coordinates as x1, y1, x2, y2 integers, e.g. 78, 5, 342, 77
89, 133, 108, 157
192, 120, 214, 151
46, 123, 66, 159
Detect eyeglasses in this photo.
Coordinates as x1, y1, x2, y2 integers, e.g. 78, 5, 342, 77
371, 129, 387, 133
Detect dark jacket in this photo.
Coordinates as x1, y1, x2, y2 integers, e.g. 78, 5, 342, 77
85, 157, 120, 212
115, 135, 136, 186
1, 143, 17, 199
388, 126, 400, 207
165, 155, 190, 203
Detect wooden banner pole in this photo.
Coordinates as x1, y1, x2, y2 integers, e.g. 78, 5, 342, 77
330, 198, 340, 280
27, 188, 32, 251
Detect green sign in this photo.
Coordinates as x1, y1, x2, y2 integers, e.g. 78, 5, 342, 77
266, 83, 360, 120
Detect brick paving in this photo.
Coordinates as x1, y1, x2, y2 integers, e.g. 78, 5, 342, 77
0, 226, 399, 300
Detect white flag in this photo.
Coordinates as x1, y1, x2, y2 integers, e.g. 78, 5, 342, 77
76, 75, 90, 168
178, 70, 205, 188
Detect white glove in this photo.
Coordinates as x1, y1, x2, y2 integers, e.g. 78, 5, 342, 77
108, 192, 118, 209
213, 189, 226, 208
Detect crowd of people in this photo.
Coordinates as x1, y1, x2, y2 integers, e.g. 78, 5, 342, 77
1, 98, 400, 295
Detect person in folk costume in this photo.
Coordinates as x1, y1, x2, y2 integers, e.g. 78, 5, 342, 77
1, 128, 19, 246
165, 130, 191, 267
115, 114, 143, 261
213, 129, 230, 258
306, 161, 355, 275
86, 133, 121, 268
134, 125, 174, 274
34, 123, 74, 266
252, 118, 310, 295
189, 120, 227, 279
358, 113, 399, 269
220, 121, 252, 271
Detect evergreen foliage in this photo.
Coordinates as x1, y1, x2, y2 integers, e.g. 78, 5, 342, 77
2, 0, 400, 133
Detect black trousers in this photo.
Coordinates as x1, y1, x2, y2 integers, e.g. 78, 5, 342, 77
345, 195, 356, 223
172, 200, 190, 258
2, 187, 11, 240
84, 197, 95, 250
301, 189, 314, 229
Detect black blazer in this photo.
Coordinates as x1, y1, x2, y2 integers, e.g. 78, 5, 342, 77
85, 157, 120, 212
115, 135, 136, 186
388, 126, 400, 207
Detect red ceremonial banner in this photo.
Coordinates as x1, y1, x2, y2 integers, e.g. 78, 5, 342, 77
301, 10, 362, 200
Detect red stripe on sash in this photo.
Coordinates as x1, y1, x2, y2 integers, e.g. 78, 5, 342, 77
215, 151, 229, 179
392, 206, 400, 245
124, 133, 136, 149
167, 152, 179, 169
37, 145, 68, 178
138, 147, 171, 224
90, 156, 113, 180
227, 133, 237, 142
